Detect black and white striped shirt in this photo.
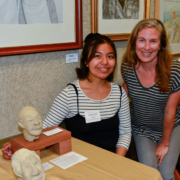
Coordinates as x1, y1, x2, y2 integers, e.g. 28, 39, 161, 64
122, 60, 180, 142
43, 80, 131, 150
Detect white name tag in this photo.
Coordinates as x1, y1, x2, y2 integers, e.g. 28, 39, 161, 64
85, 110, 101, 123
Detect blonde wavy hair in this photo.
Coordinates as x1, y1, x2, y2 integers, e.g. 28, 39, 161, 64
121, 18, 172, 92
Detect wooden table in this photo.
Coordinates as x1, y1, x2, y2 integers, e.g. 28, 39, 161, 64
0, 138, 163, 180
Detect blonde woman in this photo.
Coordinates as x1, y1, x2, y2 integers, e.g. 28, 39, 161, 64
121, 19, 180, 180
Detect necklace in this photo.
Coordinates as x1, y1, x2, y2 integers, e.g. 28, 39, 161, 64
93, 88, 104, 104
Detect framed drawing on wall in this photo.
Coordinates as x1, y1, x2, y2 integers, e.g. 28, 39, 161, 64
91, 0, 150, 41
0, 0, 82, 56
155, 0, 180, 55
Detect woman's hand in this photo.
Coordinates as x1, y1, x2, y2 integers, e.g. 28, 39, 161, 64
2, 142, 13, 160
155, 142, 169, 166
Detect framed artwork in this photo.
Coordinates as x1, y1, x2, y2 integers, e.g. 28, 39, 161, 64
155, 0, 180, 55
0, 0, 82, 56
91, 0, 150, 41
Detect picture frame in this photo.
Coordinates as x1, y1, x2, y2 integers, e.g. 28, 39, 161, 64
0, 0, 82, 56
91, 0, 150, 41
155, 0, 180, 55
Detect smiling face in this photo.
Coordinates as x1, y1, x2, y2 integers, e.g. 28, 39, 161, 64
21, 155, 45, 180
135, 27, 161, 65
12, 149, 45, 180
20, 107, 43, 137
86, 43, 116, 81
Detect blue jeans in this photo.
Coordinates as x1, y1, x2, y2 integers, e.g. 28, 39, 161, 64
132, 125, 180, 180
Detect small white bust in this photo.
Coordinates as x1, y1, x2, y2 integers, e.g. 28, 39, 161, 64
18, 106, 43, 141
11, 148, 45, 180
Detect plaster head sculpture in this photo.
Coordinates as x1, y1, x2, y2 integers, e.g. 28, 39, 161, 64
18, 106, 43, 141
11, 148, 45, 180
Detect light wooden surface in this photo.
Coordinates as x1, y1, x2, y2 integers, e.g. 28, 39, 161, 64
0, 138, 163, 180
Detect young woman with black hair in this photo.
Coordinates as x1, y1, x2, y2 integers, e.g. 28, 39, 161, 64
2, 33, 131, 159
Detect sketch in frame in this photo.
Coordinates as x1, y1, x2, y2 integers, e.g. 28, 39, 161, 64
102, 0, 139, 19
0, 0, 63, 24
162, 0, 180, 44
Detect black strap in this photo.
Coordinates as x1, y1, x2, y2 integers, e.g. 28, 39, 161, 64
67, 83, 79, 114
67, 83, 122, 113
118, 85, 122, 110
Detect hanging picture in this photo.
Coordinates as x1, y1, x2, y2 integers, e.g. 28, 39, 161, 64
91, 0, 150, 41
155, 0, 180, 55
0, 0, 82, 56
